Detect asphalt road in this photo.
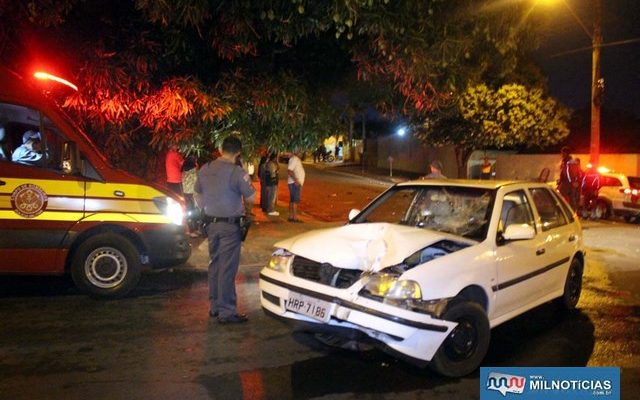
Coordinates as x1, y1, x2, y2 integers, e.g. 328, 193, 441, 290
0, 164, 639, 399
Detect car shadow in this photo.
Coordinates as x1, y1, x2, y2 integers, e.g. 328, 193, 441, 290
483, 302, 595, 367
198, 302, 596, 399
0, 268, 207, 298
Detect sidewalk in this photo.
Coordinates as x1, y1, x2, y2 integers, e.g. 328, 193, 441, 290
311, 160, 421, 185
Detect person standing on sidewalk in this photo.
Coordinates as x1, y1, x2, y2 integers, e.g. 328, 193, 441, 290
165, 145, 184, 195
266, 152, 280, 216
195, 136, 256, 324
422, 160, 446, 179
257, 154, 268, 212
287, 150, 305, 222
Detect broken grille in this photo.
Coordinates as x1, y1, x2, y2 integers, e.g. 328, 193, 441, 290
291, 256, 362, 288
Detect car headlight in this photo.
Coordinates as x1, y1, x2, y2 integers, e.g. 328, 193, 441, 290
153, 196, 185, 225
267, 249, 294, 273
363, 273, 422, 300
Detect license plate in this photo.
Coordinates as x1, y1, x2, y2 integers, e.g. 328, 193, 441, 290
285, 292, 332, 322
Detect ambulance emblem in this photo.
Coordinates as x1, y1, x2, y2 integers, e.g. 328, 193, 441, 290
10, 184, 48, 218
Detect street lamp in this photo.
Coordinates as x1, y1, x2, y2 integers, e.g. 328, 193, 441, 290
397, 127, 406, 137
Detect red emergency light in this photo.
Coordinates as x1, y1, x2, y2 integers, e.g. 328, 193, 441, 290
33, 71, 78, 91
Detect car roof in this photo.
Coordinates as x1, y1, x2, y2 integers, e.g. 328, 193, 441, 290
396, 179, 543, 190
599, 171, 627, 179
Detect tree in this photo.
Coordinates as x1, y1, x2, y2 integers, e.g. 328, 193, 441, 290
417, 84, 570, 177
0, 0, 555, 179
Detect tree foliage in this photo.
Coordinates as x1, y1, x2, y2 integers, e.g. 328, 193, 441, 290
0, 0, 558, 179
416, 83, 570, 177
459, 84, 570, 148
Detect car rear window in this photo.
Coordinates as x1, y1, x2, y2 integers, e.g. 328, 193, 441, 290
628, 177, 640, 189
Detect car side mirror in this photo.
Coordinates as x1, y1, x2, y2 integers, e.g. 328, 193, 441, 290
348, 208, 361, 221
503, 224, 536, 241
62, 141, 80, 175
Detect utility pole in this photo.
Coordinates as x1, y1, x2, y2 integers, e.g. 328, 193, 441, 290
590, 0, 603, 167
361, 112, 366, 173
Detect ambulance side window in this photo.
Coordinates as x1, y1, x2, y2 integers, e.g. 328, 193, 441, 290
0, 102, 41, 164
0, 102, 71, 172
41, 116, 69, 172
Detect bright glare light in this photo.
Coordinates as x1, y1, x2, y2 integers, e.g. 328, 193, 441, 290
597, 166, 610, 174
34, 71, 78, 91
397, 127, 406, 137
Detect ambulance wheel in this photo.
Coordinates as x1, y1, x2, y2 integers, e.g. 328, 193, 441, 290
71, 234, 142, 298
429, 301, 490, 377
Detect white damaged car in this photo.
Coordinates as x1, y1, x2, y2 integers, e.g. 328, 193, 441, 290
259, 180, 585, 376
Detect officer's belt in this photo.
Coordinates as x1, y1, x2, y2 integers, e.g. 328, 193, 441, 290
202, 215, 245, 224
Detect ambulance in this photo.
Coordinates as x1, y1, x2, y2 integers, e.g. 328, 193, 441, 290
0, 67, 190, 298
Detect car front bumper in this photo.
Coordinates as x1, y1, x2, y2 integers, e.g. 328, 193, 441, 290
259, 271, 457, 364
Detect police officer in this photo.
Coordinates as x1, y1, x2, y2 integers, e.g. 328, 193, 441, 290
195, 136, 256, 323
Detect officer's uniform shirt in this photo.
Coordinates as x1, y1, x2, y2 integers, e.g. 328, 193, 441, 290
195, 158, 256, 217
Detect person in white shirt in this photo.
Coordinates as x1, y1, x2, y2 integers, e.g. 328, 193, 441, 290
287, 151, 306, 222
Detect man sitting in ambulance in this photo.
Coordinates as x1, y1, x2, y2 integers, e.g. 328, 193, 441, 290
12, 130, 44, 166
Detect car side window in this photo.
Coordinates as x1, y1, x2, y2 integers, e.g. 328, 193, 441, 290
550, 189, 575, 223
499, 190, 535, 233
601, 176, 622, 187
529, 187, 568, 231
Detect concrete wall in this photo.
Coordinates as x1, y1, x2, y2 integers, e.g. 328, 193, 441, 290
374, 135, 457, 177
370, 135, 640, 180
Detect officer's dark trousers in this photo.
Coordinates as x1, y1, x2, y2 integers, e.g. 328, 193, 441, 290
206, 221, 242, 318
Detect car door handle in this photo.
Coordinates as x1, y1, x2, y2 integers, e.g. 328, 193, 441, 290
0, 179, 5, 186
536, 248, 546, 256
568, 234, 576, 242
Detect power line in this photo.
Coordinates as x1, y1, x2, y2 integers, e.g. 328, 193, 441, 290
549, 37, 640, 58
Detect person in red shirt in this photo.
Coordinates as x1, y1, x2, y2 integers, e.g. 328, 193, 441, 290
165, 145, 184, 195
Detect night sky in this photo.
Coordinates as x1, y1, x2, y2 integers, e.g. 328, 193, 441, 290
534, 0, 640, 117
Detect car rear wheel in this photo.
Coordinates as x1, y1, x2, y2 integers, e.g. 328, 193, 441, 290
71, 233, 142, 299
555, 257, 583, 311
593, 200, 610, 220
429, 301, 490, 377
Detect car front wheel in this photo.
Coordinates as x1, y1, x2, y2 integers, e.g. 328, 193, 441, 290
71, 233, 142, 299
430, 301, 490, 377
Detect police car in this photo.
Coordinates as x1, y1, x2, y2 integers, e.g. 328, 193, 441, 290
259, 180, 584, 376
0, 67, 190, 298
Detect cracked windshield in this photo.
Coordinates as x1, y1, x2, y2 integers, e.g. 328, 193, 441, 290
356, 186, 495, 241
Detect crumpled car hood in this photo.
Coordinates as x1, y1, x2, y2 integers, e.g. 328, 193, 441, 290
274, 222, 472, 272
